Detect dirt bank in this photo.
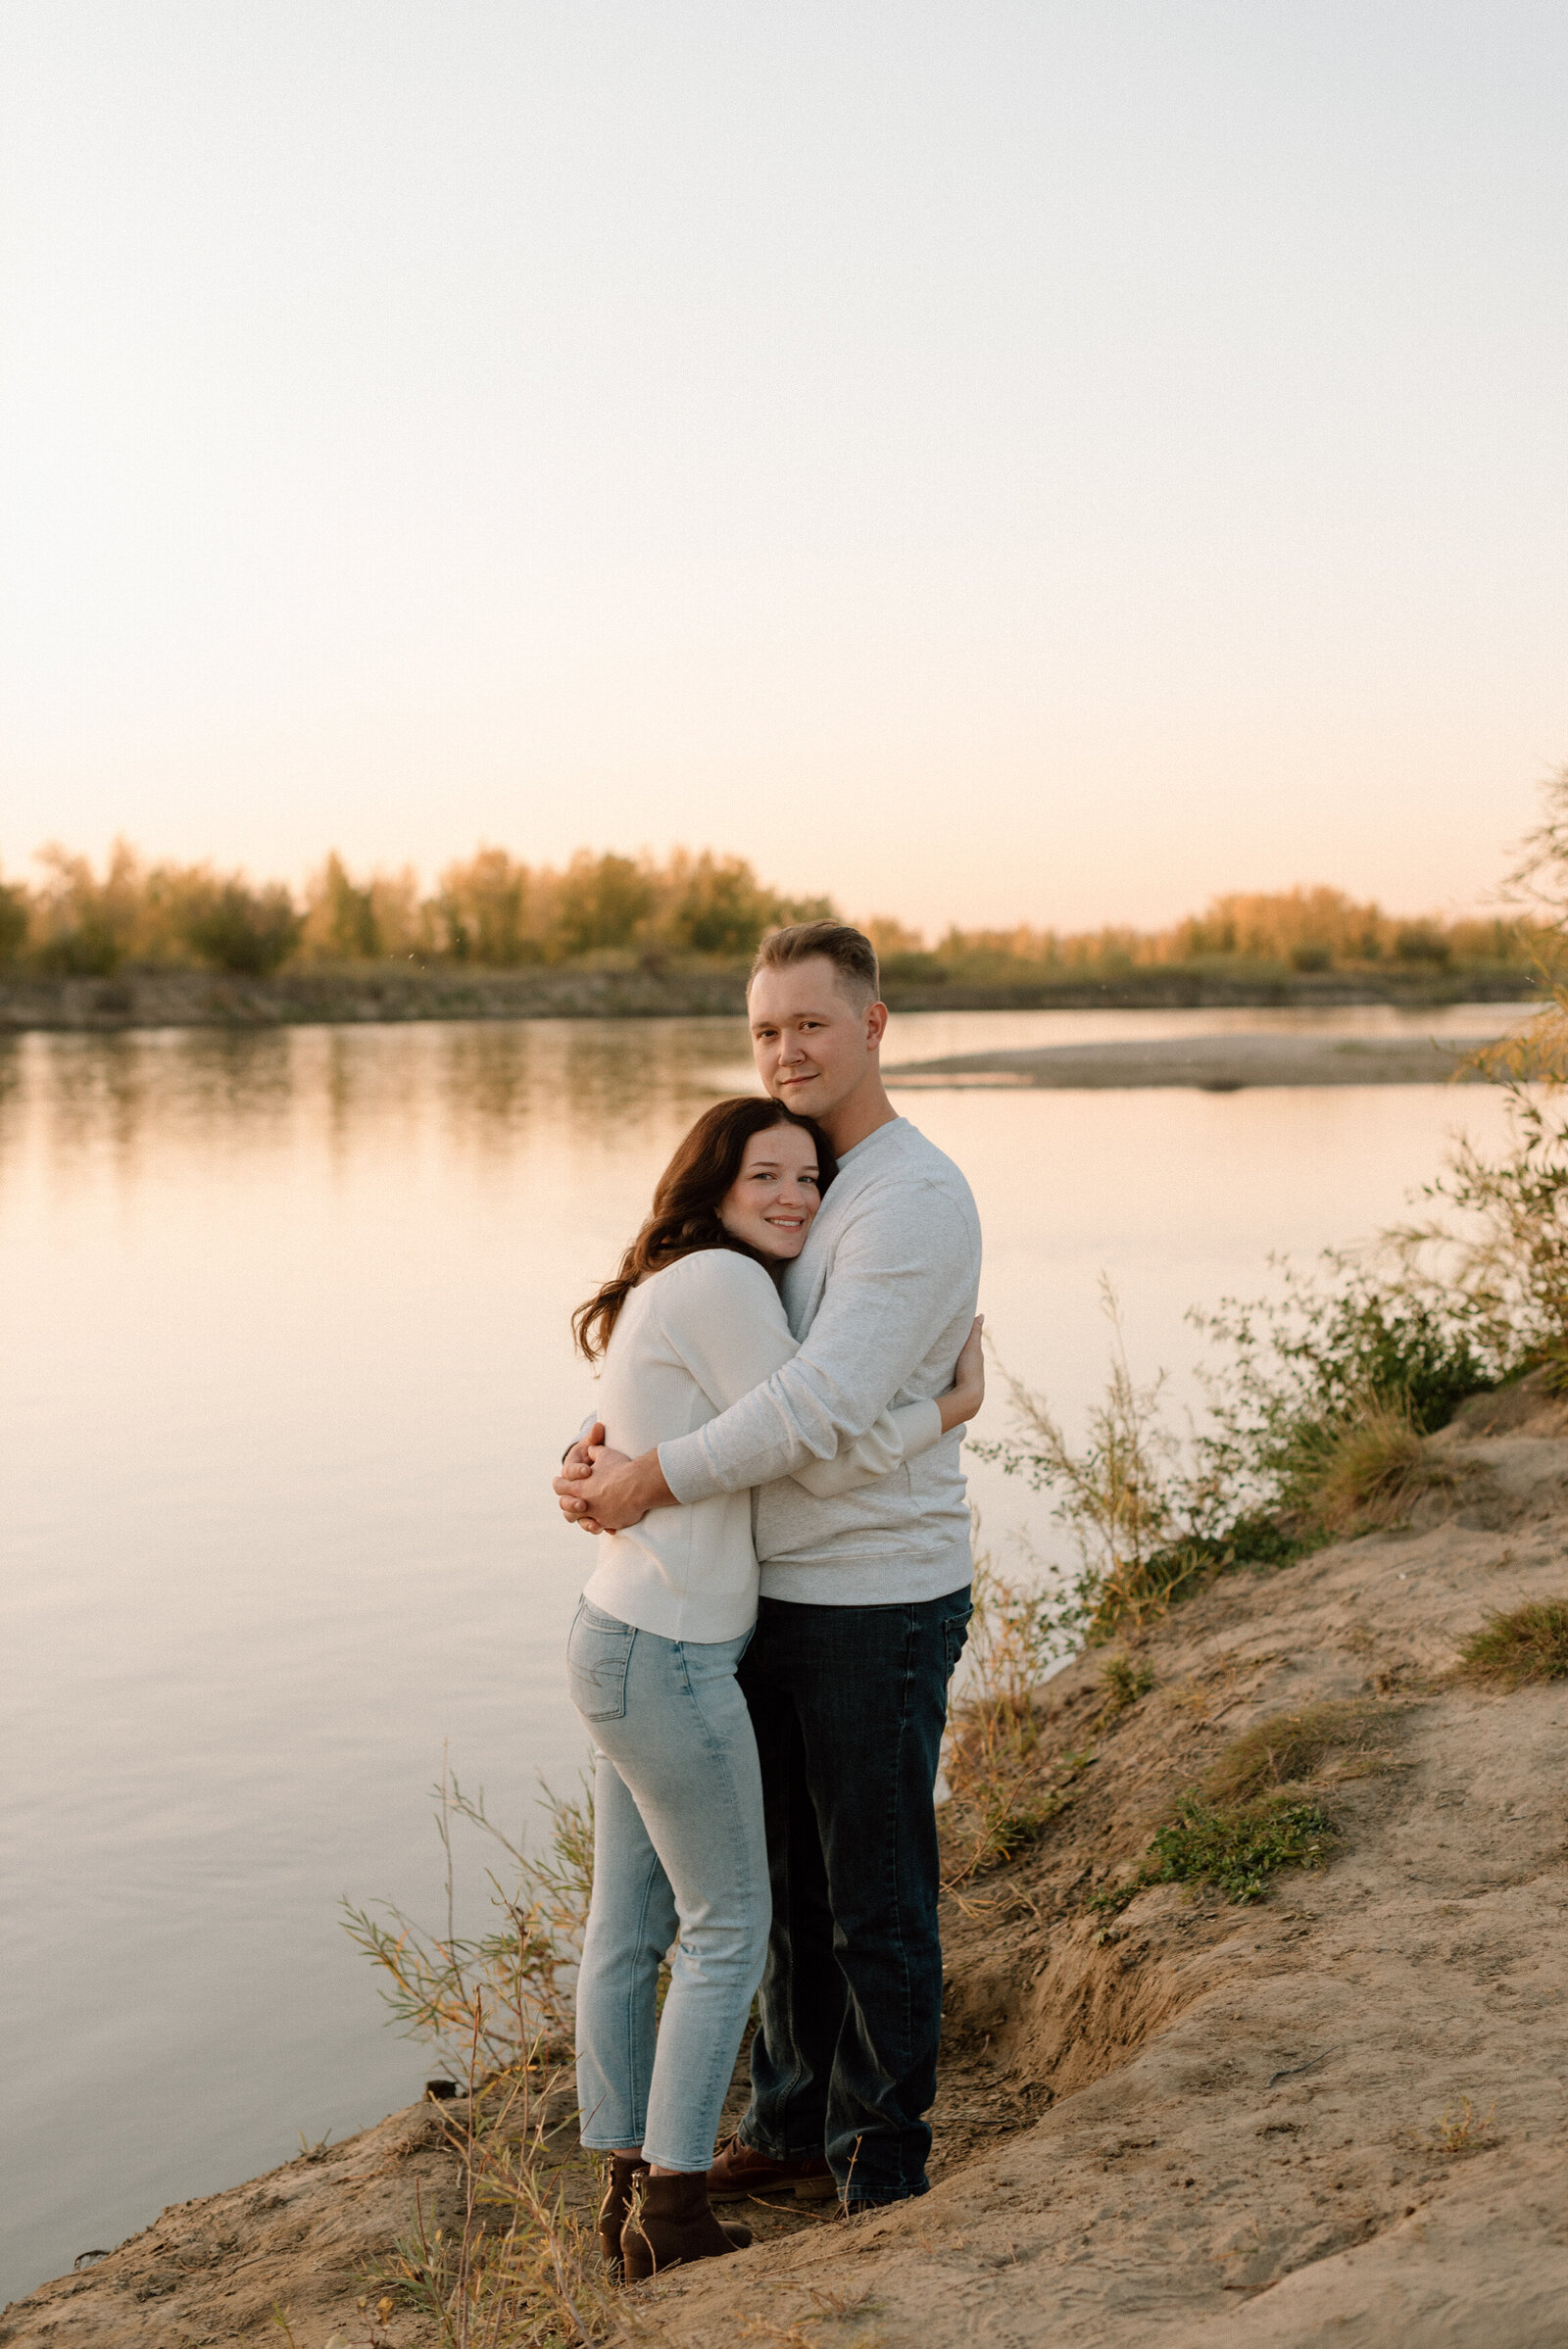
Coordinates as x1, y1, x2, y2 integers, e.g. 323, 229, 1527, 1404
0, 965, 1536, 1034
7, 1395, 1567, 2346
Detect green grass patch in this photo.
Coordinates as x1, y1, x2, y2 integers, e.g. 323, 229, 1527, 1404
1091, 1795, 1334, 1916
1458, 1599, 1568, 1688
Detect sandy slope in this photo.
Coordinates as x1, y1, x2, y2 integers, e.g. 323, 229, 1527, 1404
7, 1394, 1567, 2348
882, 1032, 1509, 1088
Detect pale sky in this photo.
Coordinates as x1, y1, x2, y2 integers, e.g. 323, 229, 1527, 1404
2, 1, 1564, 936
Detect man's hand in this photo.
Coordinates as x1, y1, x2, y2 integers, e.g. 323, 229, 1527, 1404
554, 1444, 677, 1533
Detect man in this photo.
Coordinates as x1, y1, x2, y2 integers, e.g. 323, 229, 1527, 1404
555, 920, 981, 2210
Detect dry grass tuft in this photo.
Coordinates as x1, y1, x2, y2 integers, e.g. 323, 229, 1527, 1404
1457, 1599, 1568, 1688
1434, 2095, 1500, 2156
1201, 1699, 1405, 1805
1296, 1390, 1447, 1537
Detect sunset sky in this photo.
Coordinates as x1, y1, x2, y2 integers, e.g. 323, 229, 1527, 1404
2, 2, 1564, 934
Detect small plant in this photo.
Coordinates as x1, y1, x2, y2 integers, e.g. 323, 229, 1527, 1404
1091, 1795, 1333, 1916
342, 1757, 594, 2076
974, 1279, 1244, 1651
1099, 1655, 1155, 1716
940, 1548, 1102, 1887
1434, 2095, 1499, 2156
1457, 1599, 1568, 1688
362, 1998, 614, 2348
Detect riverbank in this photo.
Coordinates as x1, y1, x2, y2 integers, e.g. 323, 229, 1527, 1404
11, 1385, 1567, 2346
0, 960, 1538, 1033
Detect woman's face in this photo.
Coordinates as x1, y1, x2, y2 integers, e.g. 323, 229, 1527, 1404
717, 1123, 821, 1261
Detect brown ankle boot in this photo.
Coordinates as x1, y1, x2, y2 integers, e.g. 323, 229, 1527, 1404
597, 2154, 649, 2278
621, 2172, 752, 2281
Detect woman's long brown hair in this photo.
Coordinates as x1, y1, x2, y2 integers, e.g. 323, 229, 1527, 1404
572, 1097, 835, 1361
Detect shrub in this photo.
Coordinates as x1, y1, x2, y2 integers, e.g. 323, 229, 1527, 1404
1197, 1269, 1497, 1502
1457, 1600, 1568, 1688
1388, 1091, 1568, 1377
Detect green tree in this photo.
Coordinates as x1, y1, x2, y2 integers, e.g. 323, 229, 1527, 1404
29, 842, 143, 974
178, 876, 302, 975
436, 847, 536, 964
308, 853, 381, 960
665, 853, 780, 955
553, 852, 656, 956
0, 877, 28, 963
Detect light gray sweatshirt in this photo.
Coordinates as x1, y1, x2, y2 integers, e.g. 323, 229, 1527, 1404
658, 1115, 983, 1605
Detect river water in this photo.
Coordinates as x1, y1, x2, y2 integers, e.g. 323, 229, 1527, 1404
0, 1003, 1527, 2299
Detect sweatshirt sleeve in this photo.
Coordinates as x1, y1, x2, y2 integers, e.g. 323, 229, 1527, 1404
659, 1179, 978, 1503
652, 1252, 945, 1497
790, 1396, 944, 1497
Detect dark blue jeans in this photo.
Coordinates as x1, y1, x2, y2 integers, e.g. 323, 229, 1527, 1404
735, 1587, 972, 2207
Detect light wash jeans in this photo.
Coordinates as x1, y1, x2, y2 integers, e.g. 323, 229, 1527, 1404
567, 1597, 768, 2173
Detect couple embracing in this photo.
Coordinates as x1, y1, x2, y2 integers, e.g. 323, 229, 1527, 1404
553, 920, 983, 2281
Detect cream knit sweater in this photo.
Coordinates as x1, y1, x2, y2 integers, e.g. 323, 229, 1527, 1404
579, 1247, 941, 1641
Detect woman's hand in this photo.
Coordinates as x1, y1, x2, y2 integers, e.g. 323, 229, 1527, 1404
937, 1314, 985, 1435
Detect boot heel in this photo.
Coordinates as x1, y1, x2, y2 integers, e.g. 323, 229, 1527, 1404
620, 2173, 748, 2279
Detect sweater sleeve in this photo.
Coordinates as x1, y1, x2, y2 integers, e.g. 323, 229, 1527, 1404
652, 1252, 941, 1494
658, 1180, 978, 1503
790, 1397, 944, 1496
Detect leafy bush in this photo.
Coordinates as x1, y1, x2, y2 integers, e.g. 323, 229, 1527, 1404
1196, 1266, 1496, 1504
1388, 1091, 1568, 1380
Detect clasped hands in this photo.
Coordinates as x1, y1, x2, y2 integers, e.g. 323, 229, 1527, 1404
554, 1423, 673, 1534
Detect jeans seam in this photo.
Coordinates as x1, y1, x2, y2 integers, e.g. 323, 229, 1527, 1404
621, 1842, 668, 2147
884, 1604, 917, 2190
693, 1644, 772, 2147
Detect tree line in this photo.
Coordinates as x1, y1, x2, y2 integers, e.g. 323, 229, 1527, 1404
0, 841, 1533, 982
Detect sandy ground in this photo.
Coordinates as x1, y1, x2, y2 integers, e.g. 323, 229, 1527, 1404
882, 1032, 1510, 1088
7, 1386, 1567, 2347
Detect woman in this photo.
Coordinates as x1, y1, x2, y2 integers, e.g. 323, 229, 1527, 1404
566, 1095, 983, 2282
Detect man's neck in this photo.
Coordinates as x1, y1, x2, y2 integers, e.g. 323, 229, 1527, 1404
818, 1072, 899, 1157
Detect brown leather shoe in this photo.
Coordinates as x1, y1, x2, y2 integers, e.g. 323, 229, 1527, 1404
621, 2173, 752, 2281
705, 2133, 835, 2203
597, 2154, 649, 2278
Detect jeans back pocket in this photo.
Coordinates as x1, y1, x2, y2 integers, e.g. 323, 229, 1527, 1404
566, 1600, 636, 1721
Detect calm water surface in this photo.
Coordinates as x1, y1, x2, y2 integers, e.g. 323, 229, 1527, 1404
0, 1004, 1526, 2297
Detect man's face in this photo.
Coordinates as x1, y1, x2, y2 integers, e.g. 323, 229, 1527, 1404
748, 956, 887, 1120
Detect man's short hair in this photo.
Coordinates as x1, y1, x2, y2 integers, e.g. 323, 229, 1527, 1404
749, 920, 881, 1007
